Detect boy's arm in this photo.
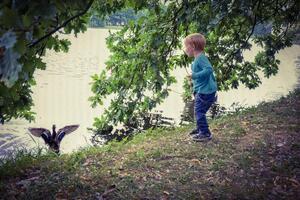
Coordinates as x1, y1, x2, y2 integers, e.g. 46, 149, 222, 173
191, 59, 213, 80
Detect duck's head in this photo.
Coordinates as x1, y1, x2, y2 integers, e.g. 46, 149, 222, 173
49, 140, 60, 153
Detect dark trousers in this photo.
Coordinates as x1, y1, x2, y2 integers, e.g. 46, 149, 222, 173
194, 92, 216, 135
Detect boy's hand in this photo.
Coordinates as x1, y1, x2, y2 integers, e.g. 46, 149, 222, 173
186, 74, 193, 87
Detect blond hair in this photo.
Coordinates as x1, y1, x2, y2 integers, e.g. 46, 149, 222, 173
184, 33, 206, 51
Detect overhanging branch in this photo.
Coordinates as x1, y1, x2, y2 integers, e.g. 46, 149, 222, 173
28, 0, 94, 48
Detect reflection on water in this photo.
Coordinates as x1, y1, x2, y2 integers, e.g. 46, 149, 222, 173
0, 28, 299, 156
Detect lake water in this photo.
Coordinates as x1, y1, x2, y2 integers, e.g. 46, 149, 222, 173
1, 28, 299, 156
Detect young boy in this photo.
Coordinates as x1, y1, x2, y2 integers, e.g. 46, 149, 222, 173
183, 33, 217, 142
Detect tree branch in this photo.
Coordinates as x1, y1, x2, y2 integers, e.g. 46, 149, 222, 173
28, 0, 94, 48
220, 0, 260, 81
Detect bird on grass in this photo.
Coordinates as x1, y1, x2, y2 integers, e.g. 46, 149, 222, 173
28, 124, 79, 154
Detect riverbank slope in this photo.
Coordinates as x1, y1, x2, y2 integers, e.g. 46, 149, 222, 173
1, 89, 299, 199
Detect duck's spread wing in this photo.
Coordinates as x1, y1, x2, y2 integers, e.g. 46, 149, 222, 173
56, 125, 79, 142
28, 128, 51, 144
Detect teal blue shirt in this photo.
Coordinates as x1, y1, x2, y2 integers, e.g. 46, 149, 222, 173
191, 53, 217, 94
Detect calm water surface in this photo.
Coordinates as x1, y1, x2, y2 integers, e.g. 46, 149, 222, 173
1, 29, 299, 156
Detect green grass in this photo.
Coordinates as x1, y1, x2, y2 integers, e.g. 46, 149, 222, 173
1, 89, 300, 199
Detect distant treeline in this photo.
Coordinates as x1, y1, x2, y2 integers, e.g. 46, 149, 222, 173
89, 9, 275, 36
89, 9, 139, 27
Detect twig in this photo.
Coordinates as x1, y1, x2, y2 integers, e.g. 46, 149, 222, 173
28, 0, 94, 48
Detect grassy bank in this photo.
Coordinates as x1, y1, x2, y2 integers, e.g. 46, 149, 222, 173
1, 90, 299, 199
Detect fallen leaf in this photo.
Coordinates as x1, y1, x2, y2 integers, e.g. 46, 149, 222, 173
190, 159, 201, 165
277, 142, 284, 147
101, 185, 116, 198
83, 158, 93, 166
288, 178, 300, 186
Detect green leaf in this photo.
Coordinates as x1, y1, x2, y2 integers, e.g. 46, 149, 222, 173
14, 37, 26, 54
33, 27, 44, 38
22, 15, 31, 27
1, 7, 19, 27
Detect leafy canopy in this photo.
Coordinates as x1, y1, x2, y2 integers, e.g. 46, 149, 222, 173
0, 0, 299, 131
0, 0, 94, 123
90, 0, 299, 133
0, 0, 148, 123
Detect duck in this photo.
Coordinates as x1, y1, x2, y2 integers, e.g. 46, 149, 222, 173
28, 124, 79, 154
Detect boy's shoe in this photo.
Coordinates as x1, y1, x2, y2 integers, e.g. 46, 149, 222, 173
192, 133, 212, 142
189, 129, 198, 135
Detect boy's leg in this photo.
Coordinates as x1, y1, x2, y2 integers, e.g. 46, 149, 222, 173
189, 92, 198, 135
193, 92, 216, 141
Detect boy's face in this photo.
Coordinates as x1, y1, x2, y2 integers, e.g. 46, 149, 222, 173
183, 40, 194, 57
